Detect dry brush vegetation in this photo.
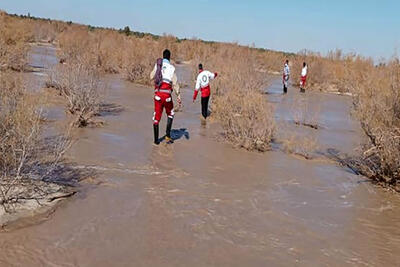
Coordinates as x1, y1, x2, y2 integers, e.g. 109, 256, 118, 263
344, 59, 400, 190
47, 61, 105, 127
0, 71, 74, 214
0, 12, 78, 217
200, 46, 275, 151
0, 12, 31, 71
2, 11, 400, 190
51, 24, 277, 151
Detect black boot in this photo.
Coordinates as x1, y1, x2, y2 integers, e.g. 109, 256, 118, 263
283, 85, 287, 94
165, 117, 174, 144
153, 124, 160, 145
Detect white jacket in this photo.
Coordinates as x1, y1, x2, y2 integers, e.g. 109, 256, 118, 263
301, 66, 308, 77
283, 63, 290, 76
150, 59, 180, 95
195, 70, 215, 91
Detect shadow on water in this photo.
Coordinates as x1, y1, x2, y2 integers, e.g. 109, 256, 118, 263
98, 103, 125, 117
160, 128, 190, 142
171, 128, 190, 141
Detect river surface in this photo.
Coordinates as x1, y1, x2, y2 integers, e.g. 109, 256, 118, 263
0, 45, 399, 266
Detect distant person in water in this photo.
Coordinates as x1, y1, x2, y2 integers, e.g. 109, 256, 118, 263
193, 64, 218, 123
150, 49, 181, 145
300, 62, 307, 93
282, 59, 290, 93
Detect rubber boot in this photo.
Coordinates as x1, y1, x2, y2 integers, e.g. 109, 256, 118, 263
201, 116, 206, 126
165, 117, 174, 144
153, 124, 160, 145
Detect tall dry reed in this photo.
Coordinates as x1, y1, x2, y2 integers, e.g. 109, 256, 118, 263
344, 59, 400, 189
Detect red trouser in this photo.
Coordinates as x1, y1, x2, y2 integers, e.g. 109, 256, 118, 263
300, 76, 307, 87
153, 92, 174, 125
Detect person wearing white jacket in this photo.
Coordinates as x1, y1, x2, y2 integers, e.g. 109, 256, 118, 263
282, 59, 290, 93
193, 63, 218, 121
300, 62, 307, 93
150, 49, 181, 144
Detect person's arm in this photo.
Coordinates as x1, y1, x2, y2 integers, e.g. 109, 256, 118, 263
150, 64, 156, 80
208, 71, 218, 80
193, 75, 201, 102
172, 73, 181, 103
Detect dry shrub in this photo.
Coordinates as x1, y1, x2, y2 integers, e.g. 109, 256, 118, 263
290, 51, 333, 91
29, 19, 67, 43
256, 49, 287, 73
47, 61, 104, 127
0, 72, 72, 211
57, 27, 162, 84
345, 59, 400, 188
288, 49, 374, 93
291, 95, 320, 129
215, 90, 275, 151
122, 37, 159, 84
0, 12, 31, 71
282, 134, 318, 160
57, 27, 97, 66
192, 45, 275, 151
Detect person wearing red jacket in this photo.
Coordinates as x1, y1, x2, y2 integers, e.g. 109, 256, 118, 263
193, 64, 218, 121
150, 49, 181, 145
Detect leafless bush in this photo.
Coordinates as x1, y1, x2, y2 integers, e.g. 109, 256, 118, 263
291, 95, 320, 129
282, 134, 318, 160
197, 46, 276, 151
122, 38, 158, 85
0, 72, 72, 212
47, 61, 104, 127
0, 12, 30, 71
215, 90, 275, 151
344, 59, 400, 189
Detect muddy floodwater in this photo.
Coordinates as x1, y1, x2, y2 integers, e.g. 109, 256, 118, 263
1, 46, 400, 266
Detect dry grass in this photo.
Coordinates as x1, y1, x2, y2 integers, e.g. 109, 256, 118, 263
288, 49, 374, 93
282, 134, 318, 160
0, 11, 31, 71
291, 95, 320, 129
192, 45, 275, 151
0, 71, 72, 212
344, 59, 400, 189
215, 90, 275, 151
47, 60, 105, 127
4, 11, 400, 189
57, 27, 164, 85
52, 25, 276, 151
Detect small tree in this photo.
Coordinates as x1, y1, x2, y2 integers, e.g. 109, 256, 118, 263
123, 26, 131, 36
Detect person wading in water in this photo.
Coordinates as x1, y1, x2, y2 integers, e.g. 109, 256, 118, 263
283, 59, 290, 94
300, 62, 308, 93
193, 63, 218, 123
150, 49, 181, 145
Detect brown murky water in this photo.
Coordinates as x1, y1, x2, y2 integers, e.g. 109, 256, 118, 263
1, 46, 400, 266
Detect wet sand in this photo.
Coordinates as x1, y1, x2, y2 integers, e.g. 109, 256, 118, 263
1, 46, 400, 266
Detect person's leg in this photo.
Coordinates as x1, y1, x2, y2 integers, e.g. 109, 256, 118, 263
205, 96, 210, 118
201, 96, 210, 119
201, 97, 206, 119
165, 96, 174, 143
300, 77, 306, 93
153, 96, 163, 145
284, 80, 287, 94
